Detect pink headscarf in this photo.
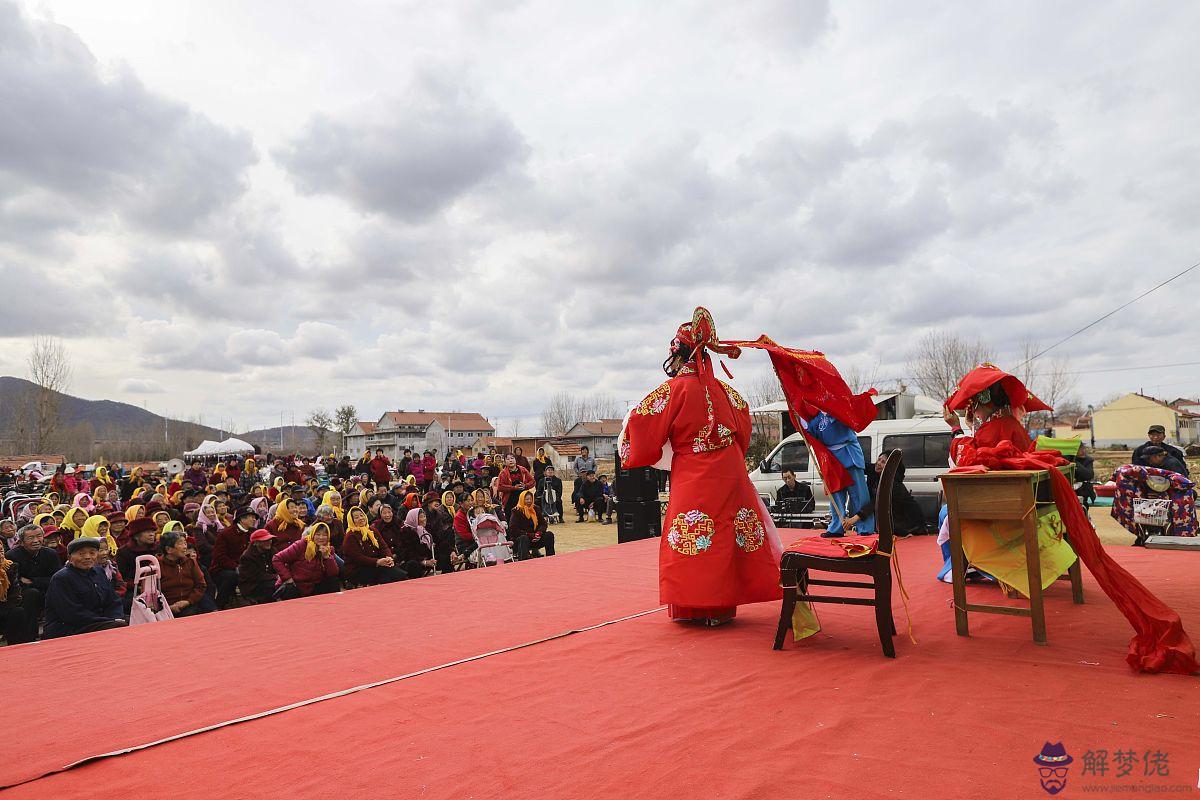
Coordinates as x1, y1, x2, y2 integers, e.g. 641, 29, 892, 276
404, 507, 433, 551
73, 493, 94, 511
250, 496, 268, 522
197, 503, 220, 532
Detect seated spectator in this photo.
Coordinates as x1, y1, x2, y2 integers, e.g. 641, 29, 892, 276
273, 523, 340, 600
116, 517, 160, 611
94, 537, 127, 601
265, 498, 307, 553
81, 514, 119, 554
59, 506, 88, 540
42, 538, 127, 638
7, 523, 61, 639
106, 512, 128, 551
210, 504, 259, 606
1, 519, 18, 552
157, 530, 217, 617
575, 471, 605, 522
0, 547, 33, 644
425, 494, 462, 572
42, 525, 69, 563
341, 506, 407, 585
498, 455, 535, 518
508, 490, 556, 560
371, 503, 404, 552
866, 454, 925, 535
598, 474, 615, 524
537, 465, 564, 521
453, 496, 478, 564
250, 496, 270, 527
397, 508, 438, 578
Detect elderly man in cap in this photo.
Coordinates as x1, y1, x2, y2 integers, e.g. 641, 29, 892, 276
42, 538, 127, 638
1133, 425, 1189, 477
5, 524, 61, 640
237, 529, 278, 604
211, 505, 259, 609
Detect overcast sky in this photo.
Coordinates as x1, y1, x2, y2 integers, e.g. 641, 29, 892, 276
1, 0, 1197, 433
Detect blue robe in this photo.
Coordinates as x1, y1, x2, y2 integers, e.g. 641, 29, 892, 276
803, 412, 874, 535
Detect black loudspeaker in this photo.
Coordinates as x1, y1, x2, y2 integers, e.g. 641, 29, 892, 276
614, 450, 659, 502
617, 499, 662, 543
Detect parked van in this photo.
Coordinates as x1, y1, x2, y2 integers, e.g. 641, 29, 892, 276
748, 415, 954, 529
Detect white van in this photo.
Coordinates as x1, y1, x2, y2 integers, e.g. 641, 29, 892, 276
749, 415, 954, 529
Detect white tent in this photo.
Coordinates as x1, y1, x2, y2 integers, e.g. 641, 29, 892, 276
183, 438, 256, 458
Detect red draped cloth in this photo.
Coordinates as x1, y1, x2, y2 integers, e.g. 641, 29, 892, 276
952, 440, 1198, 675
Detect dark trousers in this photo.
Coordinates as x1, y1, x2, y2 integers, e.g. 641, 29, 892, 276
241, 580, 277, 604
576, 496, 605, 520
213, 569, 239, 609
75, 619, 128, 635
515, 531, 556, 560
20, 585, 44, 640
456, 539, 478, 568
175, 595, 219, 617
400, 559, 430, 579
353, 565, 407, 585
0, 604, 32, 644
277, 577, 340, 600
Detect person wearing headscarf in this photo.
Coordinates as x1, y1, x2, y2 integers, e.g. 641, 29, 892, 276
619, 307, 783, 625
80, 514, 119, 553
124, 504, 146, 523
265, 497, 307, 553
321, 490, 345, 521
341, 506, 407, 585
507, 490, 555, 560
371, 503, 404, 553
91, 484, 115, 515
396, 508, 437, 578
59, 507, 89, 540
532, 447, 552, 485
250, 496, 270, 526
425, 493, 461, 572
272, 522, 340, 599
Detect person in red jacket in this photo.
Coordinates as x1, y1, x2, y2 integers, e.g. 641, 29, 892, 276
453, 496, 478, 565
420, 451, 437, 491
369, 449, 392, 488
341, 506, 407, 584
157, 530, 217, 616
272, 523, 339, 599
496, 455, 534, 518
265, 499, 306, 553
210, 506, 258, 609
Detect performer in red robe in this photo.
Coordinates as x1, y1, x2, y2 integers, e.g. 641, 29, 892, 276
619, 308, 782, 625
943, 364, 1197, 675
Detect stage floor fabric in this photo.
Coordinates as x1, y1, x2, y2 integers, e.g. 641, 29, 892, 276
3, 536, 1197, 799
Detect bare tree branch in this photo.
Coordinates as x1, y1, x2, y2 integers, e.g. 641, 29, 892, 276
905, 332, 993, 400
26, 336, 73, 451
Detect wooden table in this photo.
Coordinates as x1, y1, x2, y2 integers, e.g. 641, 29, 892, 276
940, 468, 1083, 645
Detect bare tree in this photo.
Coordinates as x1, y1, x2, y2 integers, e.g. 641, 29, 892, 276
540, 392, 622, 437
26, 336, 73, 451
1014, 339, 1079, 422
905, 332, 993, 401
334, 404, 358, 439
841, 359, 883, 394
305, 408, 334, 455
744, 371, 784, 410
508, 417, 523, 438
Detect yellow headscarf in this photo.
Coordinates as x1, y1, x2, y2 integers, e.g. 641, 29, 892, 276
441, 491, 456, 513
273, 477, 285, 489
322, 491, 345, 520
346, 506, 377, 548
32, 513, 55, 530
131, 486, 146, 502
304, 522, 331, 561
125, 504, 145, 522
80, 514, 117, 554
162, 520, 184, 535
273, 498, 304, 530
516, 490, 538, 525
405, 475, 416, 487
60, 507, 88, 536
245, 458, 258, 475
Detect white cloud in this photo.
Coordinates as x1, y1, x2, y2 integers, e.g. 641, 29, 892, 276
117, 377, 166, 393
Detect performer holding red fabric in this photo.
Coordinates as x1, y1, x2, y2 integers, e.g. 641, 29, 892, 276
944, 364, 1197, 675
619, 308, 783, 625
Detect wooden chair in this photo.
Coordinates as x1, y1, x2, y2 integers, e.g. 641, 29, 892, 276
773, 449, 903, 657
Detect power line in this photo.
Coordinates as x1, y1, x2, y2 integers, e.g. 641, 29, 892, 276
1015, 258, 1200, 369
1026, 360, 1200, 377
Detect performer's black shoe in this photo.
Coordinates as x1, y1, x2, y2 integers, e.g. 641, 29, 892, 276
819, 530, 843, 538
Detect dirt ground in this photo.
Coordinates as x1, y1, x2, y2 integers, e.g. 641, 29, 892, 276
549, 502, 1138, 553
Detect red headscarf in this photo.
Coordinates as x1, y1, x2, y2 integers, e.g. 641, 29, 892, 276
944, 364, 1051, 414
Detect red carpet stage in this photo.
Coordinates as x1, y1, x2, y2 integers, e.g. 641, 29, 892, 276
3, 536, 1197, 799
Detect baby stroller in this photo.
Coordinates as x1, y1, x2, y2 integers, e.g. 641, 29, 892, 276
471, 515, 515, 567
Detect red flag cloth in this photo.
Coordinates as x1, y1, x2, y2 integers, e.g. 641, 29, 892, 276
724, 336, 878, 494
951, 440, 1198, 675
945, 363, 1052, 413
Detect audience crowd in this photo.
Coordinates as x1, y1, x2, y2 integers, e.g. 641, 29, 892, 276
1, 445, 619, 643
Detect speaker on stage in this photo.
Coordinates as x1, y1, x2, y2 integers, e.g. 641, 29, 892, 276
617, 499, 662, 543
614, 449, 659, 502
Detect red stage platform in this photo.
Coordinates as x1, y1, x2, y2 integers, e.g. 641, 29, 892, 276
2, 536, 1197, 799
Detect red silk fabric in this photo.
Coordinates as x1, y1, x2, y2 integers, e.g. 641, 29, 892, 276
951, 440, 1198, 675
724, 336, 877, 493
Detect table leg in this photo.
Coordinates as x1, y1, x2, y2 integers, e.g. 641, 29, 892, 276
947, 499, 969, 637
1023, 509, 1047, 645
1068, 557, 1084, 604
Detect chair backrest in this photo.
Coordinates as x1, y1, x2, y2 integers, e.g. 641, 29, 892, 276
875, 449, 903, 553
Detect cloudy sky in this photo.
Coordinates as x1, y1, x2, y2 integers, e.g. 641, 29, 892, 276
1, 0, 1198, 433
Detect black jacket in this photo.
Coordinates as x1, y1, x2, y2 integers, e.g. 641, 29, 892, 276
237, 545, 277, 594
42, 565, 123, 638
1133, 441, 1188, 476
4, 545, 61, 592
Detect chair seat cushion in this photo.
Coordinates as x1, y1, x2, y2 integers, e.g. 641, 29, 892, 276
785, 534, 880, 559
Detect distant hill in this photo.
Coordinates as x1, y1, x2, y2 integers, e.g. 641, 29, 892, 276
0, 376, 342, 461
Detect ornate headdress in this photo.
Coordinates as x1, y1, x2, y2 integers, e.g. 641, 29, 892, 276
665, 307, 742, 376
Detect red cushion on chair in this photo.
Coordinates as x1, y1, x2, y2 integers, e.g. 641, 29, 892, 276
785, 534, 880, 559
